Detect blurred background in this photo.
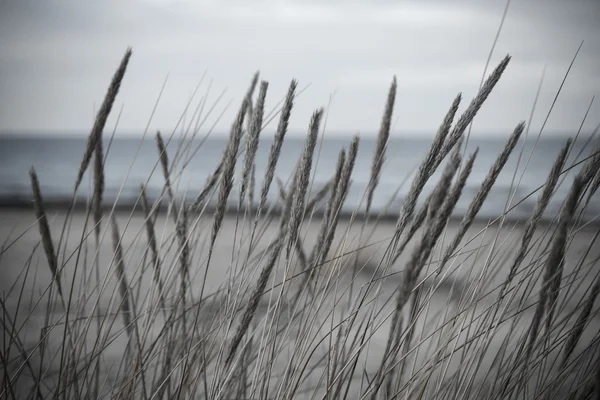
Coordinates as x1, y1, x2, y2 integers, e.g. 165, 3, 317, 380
0, 0, 599, 221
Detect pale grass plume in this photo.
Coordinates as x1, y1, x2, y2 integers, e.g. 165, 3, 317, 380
307, 148, 346, 284
439, 121, 524, 270
392, 91, 463, 252
240, 80, 268, 207
429, 148, 479, 263
75, 47, 132, 191
257, 79, 297, 217
242, 72, 259, 134
92, 137, 105, 400
319, 135, 360, 265
176, 205, 190, 301
287, 108, 324, 259
155, 131, 175, 207
210, 98, 250, 249
245, 71, 260, 103
427, 146, 461, 221
30, 167, 63, 297
189, 72, 261, 214
248, 162, 256, 209
282, 172, 298, 228
422, 146, 468, 249
366, 76, 397, 214
441, 55, 512, 157
93, 137, 105, 238
393, 138, 464, 262
275, 181, 309, 273
433, 93, 463, 166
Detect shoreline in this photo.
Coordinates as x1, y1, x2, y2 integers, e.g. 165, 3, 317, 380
3, 198, 597, 228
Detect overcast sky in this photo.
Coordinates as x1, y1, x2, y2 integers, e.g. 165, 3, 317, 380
0, 0, 598, 137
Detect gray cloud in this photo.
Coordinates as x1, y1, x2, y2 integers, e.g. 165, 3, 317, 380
0, 0, 598, 136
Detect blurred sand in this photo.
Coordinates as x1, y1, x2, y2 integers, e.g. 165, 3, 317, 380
1, 207, 599, 397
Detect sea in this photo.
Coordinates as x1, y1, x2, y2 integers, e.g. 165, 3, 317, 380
0, 133, 598, 223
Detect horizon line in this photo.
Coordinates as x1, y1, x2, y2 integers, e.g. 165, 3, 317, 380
0, 129, 591, 139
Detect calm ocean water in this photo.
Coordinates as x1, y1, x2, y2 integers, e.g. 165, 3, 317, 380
0, 133, 597, 222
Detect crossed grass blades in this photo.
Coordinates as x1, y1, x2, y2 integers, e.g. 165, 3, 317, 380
3, 48, 600, 400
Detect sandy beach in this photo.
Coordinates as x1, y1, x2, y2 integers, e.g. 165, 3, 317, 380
2, 207, 599, 397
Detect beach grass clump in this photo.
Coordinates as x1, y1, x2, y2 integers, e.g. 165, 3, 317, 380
2, 48, 600, 400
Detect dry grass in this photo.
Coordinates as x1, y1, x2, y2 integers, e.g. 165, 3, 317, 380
2, 48, 600, 400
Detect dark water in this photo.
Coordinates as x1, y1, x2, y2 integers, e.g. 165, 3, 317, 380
0, 133, 597, 222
